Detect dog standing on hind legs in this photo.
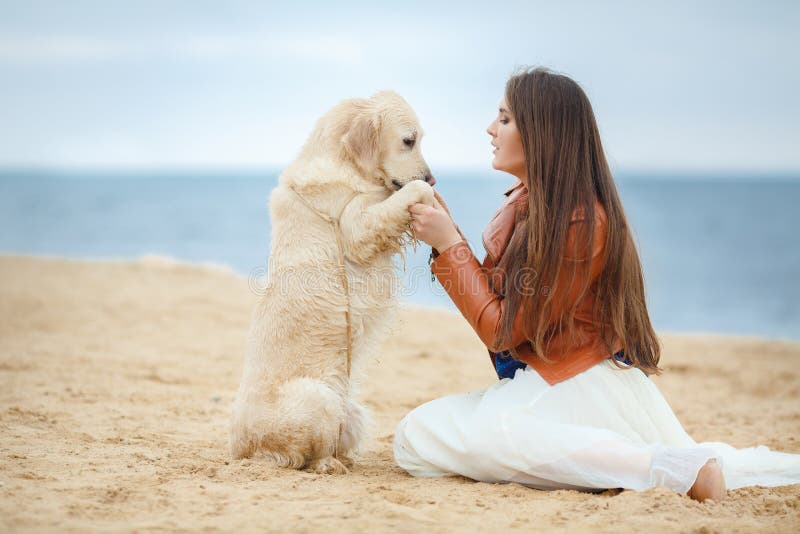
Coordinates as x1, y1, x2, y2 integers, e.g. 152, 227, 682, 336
229, 91, 436, 474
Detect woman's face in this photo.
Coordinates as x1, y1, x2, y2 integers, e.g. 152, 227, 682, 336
486, 97, 526, 179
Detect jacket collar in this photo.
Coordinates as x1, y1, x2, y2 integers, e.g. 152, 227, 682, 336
504, 178, 525, 196
483, 180, 527, 264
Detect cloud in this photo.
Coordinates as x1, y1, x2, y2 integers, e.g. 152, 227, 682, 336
0, 32, 365, 66
0, 35, 121, 62
0, 1, 798, 171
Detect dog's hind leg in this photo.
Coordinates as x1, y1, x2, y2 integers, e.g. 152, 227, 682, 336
335, 398, 368, 468
274, 377, 348, 473
230, 377, 347, 470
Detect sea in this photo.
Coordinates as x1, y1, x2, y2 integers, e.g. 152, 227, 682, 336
1, 169, 798, 341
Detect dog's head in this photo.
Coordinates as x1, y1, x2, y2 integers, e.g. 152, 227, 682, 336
339, 91, 435, 191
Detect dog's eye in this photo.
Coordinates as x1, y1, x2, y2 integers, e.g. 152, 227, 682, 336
403, 138, 416, 149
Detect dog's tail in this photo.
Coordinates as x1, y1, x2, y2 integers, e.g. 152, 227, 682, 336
229, 377, 346, 467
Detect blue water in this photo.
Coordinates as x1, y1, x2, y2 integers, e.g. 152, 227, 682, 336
1, 169, 798, 340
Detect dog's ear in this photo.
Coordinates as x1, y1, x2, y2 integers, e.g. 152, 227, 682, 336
342, 106, 381, 173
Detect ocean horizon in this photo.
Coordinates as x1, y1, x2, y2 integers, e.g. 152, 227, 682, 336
1, 168, 798, 341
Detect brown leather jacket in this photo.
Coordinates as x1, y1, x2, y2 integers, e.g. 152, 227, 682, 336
431, 179, 622, 385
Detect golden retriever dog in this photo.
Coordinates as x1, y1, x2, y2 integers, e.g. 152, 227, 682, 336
229, 91, 435, 474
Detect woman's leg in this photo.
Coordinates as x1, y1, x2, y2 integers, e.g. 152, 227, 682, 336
395, 394, 721, 494
394, 389, 486, 479
688, 460, 726, 502
394, 369, 722, 494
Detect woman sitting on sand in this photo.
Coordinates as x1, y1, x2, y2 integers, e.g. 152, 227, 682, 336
396, 67, 800, 501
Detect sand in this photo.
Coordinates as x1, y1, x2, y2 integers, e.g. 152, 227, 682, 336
1, 254, 798, 532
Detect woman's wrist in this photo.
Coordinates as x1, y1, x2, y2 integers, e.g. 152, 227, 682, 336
433, 232, 463, 253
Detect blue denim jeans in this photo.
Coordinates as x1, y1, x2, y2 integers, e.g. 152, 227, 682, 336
494, 349, 631, 380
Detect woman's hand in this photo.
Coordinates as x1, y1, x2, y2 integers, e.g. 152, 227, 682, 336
409, 194, 463, 252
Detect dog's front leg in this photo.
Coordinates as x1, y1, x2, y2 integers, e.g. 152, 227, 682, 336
341, 180, 434, 265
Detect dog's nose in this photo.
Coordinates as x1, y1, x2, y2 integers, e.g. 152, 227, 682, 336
424, 173, 436, 186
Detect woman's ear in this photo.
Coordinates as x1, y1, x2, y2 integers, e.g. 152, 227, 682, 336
342, 106, 381, 173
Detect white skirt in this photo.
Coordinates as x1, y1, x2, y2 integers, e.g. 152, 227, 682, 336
394, 359, 800, 493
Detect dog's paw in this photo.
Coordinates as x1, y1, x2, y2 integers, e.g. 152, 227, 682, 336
401, 179, 434, 206
337, 455, 355, 469
310, 456, 349, 475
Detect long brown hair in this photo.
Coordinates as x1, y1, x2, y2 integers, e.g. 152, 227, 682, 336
497, 67, 661, 375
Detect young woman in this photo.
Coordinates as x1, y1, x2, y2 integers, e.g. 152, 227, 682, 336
396, 67, 800, 501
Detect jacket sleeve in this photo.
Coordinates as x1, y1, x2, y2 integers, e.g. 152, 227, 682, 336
430, 216, 606, 352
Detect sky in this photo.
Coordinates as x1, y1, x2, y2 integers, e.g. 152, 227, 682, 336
0, 0, 798, 173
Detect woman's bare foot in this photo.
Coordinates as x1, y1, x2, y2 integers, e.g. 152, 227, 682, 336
688, 459, 726, 502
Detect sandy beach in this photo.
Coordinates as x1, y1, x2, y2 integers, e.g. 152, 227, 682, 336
1, 254, 798, 532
